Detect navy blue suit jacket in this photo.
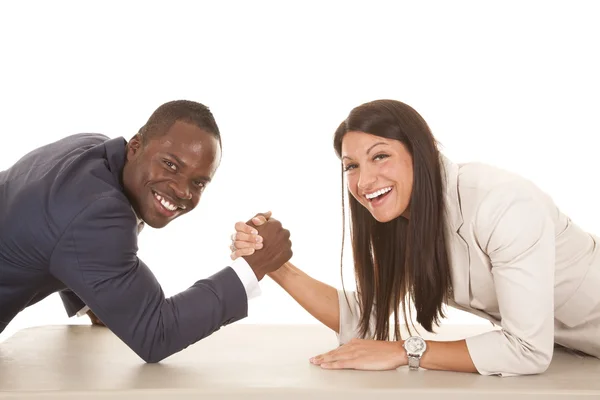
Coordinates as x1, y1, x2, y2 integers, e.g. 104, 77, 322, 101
0, 134, 247, 362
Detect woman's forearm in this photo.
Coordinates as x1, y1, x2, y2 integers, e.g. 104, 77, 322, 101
420, 339, 477, 373
268, 261, 340, 332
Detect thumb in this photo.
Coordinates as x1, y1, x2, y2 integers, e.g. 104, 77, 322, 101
251, 211, 272, 226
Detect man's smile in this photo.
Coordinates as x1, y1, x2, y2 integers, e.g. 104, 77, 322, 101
152, 190, 185, 215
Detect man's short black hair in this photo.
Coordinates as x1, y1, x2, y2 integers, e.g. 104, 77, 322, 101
137, 100, 221, 146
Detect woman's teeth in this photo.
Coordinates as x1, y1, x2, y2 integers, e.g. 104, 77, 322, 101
365, 186, 392, 200
154, 192, 178, 211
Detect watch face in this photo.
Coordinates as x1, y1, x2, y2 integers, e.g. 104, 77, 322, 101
405, 337, 426, 354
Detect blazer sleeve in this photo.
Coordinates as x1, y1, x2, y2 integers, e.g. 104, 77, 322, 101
58, 289, 87, 317
49, 196, 248, 363
465, 184, 555, 376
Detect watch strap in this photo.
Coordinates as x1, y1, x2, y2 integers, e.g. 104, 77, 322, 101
408, 354, 421, 370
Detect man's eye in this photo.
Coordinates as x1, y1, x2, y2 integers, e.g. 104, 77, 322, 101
164, 160, 176, 170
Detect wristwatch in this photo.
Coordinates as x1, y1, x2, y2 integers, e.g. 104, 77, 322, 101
403, 336, 427, 370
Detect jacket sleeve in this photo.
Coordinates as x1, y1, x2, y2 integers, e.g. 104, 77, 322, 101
58, 289, 87, 317
49, 196, 248, 363
465, 184, 555, 376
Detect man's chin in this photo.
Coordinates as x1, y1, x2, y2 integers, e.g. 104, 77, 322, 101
143, 217, 171, 229
143, 211, 187, 229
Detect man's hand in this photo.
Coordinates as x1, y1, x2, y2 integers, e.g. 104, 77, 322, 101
87, 309, 105, 326
238, 212, 291, 280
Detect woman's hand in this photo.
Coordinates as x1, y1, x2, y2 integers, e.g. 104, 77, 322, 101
310, 338, 407, 370
230, 211, 272, 259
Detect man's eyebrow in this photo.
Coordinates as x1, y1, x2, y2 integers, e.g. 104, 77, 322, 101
166, 153, 186, 167
165, 153, 212, 183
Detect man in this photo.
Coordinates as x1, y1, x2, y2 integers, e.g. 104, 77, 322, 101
0, 100, 292, 362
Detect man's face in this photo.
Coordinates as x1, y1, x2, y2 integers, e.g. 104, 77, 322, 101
123, 120, 221, 228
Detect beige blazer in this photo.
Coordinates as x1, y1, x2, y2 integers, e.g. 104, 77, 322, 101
337, 154, 600, 377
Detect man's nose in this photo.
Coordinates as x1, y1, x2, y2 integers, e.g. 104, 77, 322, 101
170, 179, 192, 200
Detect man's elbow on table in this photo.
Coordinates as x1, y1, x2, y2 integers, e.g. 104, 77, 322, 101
134, 334, 192, 364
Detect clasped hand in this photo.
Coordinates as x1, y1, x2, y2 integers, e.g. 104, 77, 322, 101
230, 211, 292, 280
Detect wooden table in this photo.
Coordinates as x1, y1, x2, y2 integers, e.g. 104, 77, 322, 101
1, 323, 599, 399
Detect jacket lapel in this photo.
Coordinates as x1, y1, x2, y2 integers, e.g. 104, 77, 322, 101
440, 154, 471, 307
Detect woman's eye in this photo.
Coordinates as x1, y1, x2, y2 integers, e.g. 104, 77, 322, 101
374, 154, 389, 161
344, 164, 357, 171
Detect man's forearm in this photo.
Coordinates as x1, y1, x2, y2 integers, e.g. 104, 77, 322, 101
268, 262, 339, 332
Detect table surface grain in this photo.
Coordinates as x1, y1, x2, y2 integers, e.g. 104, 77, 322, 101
1, 323, 599, 399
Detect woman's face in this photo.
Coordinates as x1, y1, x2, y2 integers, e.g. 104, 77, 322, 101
341, 131, 413, 222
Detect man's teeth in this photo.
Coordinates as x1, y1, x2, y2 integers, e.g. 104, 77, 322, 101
154, 193, 179, 211
365, 187, 392, 200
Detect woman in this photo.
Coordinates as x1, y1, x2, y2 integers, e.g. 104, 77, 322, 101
230, 99, 600, 377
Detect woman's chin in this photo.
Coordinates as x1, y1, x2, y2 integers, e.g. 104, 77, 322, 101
371, 209, 403, 223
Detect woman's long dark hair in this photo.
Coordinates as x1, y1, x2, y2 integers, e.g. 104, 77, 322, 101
333, 99, 452, 341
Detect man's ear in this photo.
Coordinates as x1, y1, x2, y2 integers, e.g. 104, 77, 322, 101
126, 134, 143, 160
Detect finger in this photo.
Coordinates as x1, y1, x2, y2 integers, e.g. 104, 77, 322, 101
231, 231, 263, 244
230, 248, 255, 260
310, 347, 344, 364
233, 240, 263, 250
251, 211, 272, 226
320, 360, 353, 370
313, 349, 356, 365
251, 216, 267, 225
315, 344, 356, 360
234, 221, 259, 235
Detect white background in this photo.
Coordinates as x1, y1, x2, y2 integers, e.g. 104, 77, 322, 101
1, 0, 599, 343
